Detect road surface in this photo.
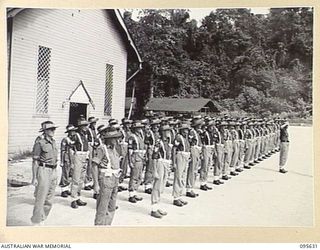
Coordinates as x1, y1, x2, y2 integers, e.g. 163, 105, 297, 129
7, 126, 313, 227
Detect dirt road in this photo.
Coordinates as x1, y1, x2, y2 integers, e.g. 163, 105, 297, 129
7, 126, 313, 227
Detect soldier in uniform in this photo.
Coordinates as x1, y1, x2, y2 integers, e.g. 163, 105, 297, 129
128, 121, 147, 203
144, 118, 161, 194
59, 125, 77, 198
279, 120, 290, 173
84, 117, 99, 192
150, 124, 172, 218
70, 118, 90, 209
187, 117, 203, 197
244, 121, 254, 169
229, 121, 240, 176
31, 121, 58, 225
236, 120, 245, 172
212, 120, 225, 185
199, 119, 214, 191
92, 126, 122, 225
118, 118, 132, 192
222, 121, 233, 180
172, 123, 190, 207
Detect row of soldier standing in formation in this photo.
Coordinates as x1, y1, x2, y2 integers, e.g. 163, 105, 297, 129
30, 114, 290, 225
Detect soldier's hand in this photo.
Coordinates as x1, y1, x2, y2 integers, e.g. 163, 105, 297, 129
31, 178, 38, 186
93, 184, 100, 194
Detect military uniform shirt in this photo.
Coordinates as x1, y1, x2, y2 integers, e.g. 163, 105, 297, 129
33, 136, 58, 165
92, 145, 120, 170
174, 134, 191, 152
280, 127, 289, 142
73, 130, 89, 151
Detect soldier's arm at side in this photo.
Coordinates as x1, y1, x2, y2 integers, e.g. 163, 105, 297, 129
32, 142, 41, 186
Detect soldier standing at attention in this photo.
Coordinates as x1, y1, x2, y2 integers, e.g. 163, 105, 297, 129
128, 121, 146, 203
212, 120, 225, 185
118, 118, 132, 192
84, 117, 99, 192
70, 118, 90, 209
244, 121, 254, 169
172, 123, 190, 207
186, 117, 203, 198
199, 119, 214, 191
92, 126, 122, 225
222, 121, 233, 180
59, 125, 77, 198
150, 124, 172, 218
229, 121, 240, 176
279, 120, 290, 173
236, 121, 245, 172
144, 118, 161, 194
31, 121, 58, 225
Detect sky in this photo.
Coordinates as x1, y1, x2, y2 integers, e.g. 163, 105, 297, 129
120, 7, 270, 24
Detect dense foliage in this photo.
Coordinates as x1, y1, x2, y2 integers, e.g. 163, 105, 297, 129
124, 8, 313, 118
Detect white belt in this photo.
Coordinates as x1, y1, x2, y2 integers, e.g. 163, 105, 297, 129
100, 168, 122, 177
192, 146, 202, 150
75, 151, 89, 156
177, 151, 190, 156
133, 150, 146, 153
121, 142, 128, 146
157, 158, 172, 164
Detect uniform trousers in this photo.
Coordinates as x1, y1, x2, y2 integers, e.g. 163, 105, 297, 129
230, 140, 240, 170
200, 145, 214, 184
279, 142, 289, 168
144, 147, 154, 189
244, 139, 253, 166
238, 140, 245, 168
222, 141, 233, 175
214, 144, 224, 178
173, 152, 190, 199
128, 152, 145, 193
94, 173, 118, 225
70, 151, 88, 199
85, 145, 93, 186
151, 159, 170, 205
31, 167, 57, 224
186, 146, 202, 190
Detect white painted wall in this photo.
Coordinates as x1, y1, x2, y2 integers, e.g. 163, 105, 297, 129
8, 9, 128, 153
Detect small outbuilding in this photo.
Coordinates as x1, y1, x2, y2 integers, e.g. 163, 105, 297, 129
144, 97, 222, 115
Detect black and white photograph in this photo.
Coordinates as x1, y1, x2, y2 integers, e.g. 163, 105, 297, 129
6, 7, 313, 228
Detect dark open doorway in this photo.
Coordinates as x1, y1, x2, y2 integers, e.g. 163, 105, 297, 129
69, 102, 88, 126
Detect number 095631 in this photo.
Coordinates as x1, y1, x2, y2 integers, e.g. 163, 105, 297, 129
300, 244, 318, 248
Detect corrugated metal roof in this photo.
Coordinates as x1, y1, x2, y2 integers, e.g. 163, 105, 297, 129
145, 98, 221, 112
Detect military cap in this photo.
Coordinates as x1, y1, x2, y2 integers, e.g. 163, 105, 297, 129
97, 124, 108, 134
108, 118, 118, 125
40, 121, 58, 131
122, 118, 132, 124
88, 116, 99, 124
150, 118, 161, 125
178, 123, 190, 131
65, 124, 77, 133
39, 120, 53, 132
160, 124, 171, 131
132, 121, 145, 128
104, 127, 122, 138
78, 119, 89, 127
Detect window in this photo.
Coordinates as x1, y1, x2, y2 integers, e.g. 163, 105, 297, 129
104, 63, 113, 116
35, 45, 51, 114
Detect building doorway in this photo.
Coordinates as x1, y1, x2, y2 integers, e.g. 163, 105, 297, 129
69, 102, 88, 126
